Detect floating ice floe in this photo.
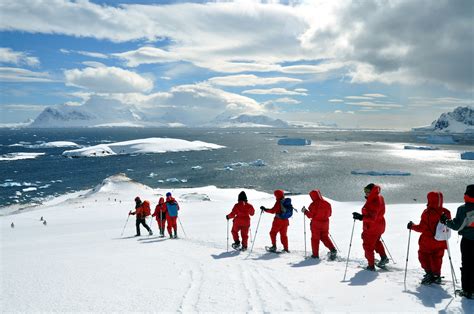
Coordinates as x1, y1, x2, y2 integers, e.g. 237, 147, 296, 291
225, 159, 266, 168
277, 138, 311, 146
165, 178, 187, 183
0, 152, 45, 161
404, 145, 439, 150
351, 170, 411, 176
148, 172, 158, 178
166, 160, 174, 164
0, 182, 22, 187
62, 137, 225, 158
192, 166, 203, 170
22, 187, 38, 192
11, 141, 80, 149
461, 152, 474, 160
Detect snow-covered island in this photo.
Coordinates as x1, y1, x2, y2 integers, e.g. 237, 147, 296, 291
62, 137, 225, 158
351, 170, 411, 176
0, 173, 470, 312
413, 106, 474, 133
404, 145, 439, 151
0, 152, 45, 161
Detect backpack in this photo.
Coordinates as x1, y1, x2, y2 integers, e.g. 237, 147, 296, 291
167, 201, 179, 217
142, 201, 151, 217
278, 198, 295, 219
434, 221, 451, 241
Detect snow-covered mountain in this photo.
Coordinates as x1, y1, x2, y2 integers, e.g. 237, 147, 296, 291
413, 106, 474, 133
210, 113, 290, 128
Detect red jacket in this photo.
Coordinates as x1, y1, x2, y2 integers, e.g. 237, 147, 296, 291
227, 201, 255, 226
152, 197, 167, 217
411, 191, 452, 251
305, 190, 332, 230
265, 190, 290, 224
361, 185, 385, 235
133, 200, 151, 219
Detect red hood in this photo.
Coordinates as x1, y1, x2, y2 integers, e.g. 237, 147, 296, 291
158, 197, 165, 205
274, 189, 285, 200
166, 196, 176, 202
427, 191, 443, 209
310, 190, 324, 202
367, 185, 381, 201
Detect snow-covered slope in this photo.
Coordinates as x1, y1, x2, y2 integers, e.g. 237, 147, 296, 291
1, 174, 471, 312
211, 114, 290, 128
414, 106, 474, 133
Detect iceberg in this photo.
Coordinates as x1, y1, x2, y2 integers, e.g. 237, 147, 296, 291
351, 170, 411, 176
277, 138, 311, 146
0, 152, 45, 161
404, 145, 439, 151
62, 137, 225, 158
461, 152, 474, 160
425, 135, 457, 144
192, 166, 203, 170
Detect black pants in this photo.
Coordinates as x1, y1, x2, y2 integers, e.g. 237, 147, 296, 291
136, 218, 151, 236
461, 237, 474, 293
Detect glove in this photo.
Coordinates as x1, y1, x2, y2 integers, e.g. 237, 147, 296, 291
260, 206, 266, 212
440, 213, 448, 225
226, 215, 230, 220
128, 211, 132, 216
352, 212, 363, 221
301, 206, 307, 213
407, 221, 414, 230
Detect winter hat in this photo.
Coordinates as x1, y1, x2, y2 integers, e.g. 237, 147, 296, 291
465, 184, 474, 198
238, 191, 247, 202
364, 183, 375, 194
166, 192, 172, 197
134, 196, 141, 202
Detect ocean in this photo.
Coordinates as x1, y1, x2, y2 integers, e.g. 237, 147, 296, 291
0, 127, 473, 209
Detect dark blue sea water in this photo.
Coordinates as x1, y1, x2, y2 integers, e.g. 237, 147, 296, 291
0, 128, 473, 209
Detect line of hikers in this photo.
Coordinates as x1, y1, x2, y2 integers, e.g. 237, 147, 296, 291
129, 184, 473, 300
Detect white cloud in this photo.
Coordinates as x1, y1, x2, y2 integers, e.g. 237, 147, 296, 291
60, 49, 108, 59
82, 61, 106, 68
345, 101, 403, 109
345, 96, 373, 100
272, 97, 301, 104
64, 66, 153, 93
208, 74, 301, 87
113, 47, 178, 67
329, 99, 343, 103
243, 88, 308, 95
294, 88, 308, 92
0, 48, 39, 67
0, 67, 53, 82
363, 93, 386, 98
407, 96, 474, 107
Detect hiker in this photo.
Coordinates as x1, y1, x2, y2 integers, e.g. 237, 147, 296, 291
352, 183, 388, 270
129, 196, 153, 236
407, 191, 451, 284
226, 191, 255, 251
152, 197, 167, 237
302, 190, 337, 260
165, 192, 180, 238
261, 189, 291, 253
440, 184, 474, 299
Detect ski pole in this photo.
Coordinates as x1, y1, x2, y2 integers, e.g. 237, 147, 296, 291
380, 237, 396, 264
404, 229, 412, 291
343, 219, 356, 282
329, 233, 341, 253
120, 214, 130, 237
303, 209, 307, 258
178, 216, 187, 238
445, 237, 457, 296
249, 226, 253, 244
248, 210, 263, 256
227, 219, 229, 252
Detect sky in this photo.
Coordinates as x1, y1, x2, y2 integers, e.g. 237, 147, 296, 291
0, 0, 472, 129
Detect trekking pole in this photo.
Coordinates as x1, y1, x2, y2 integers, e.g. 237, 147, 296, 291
249, 226, 253, 244
303, 209, 307, 258
227, 219, 229, 252
120, 214, 130, 237
178, 217, 187, 238
248, 210, 263, 256
445, 238, 458, 295
343, 219, 356, 281
380, 237, 396, 264
404, 229, 412, 291
329, 233, 341, 253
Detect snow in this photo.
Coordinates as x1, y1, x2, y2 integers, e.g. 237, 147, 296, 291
0, 152, 45, 161
62, 137, 225, 158
460, 152, 474, 160
404, 145, 439, 151
351, 170, 411, 176
1, 174, 472, 312
277, 138, 311, 146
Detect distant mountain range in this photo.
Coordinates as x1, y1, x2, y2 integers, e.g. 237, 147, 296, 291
413, 106, 474, 133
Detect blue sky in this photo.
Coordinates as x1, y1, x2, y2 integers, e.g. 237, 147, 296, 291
0, 0, 472, 128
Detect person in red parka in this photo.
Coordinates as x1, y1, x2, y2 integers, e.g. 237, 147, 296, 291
352, 183, 388, 270
261, 189, 290, 253
129, 197, 153, 237
407, 191, 452, 285
152, 197, 167, 237
165, 192, 180, 238
226, 191, 255, 251
302, 190, 337, 260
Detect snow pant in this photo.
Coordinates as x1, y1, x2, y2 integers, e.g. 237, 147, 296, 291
166, 216, 178, 235
310, 223, 335, 257
418, 247, 445, 276
136, 218, 151, 236
362, 232, 386, 267
461, 237, 474, 293
231, 222, 250, 248
156, 212, 166, 234
270, 218, 289, 250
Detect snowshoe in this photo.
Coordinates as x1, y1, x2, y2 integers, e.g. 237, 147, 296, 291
311, 254, 319, 259
366, 265, 376, 271
231, 242, 241, 250
240, 247, 247, 252
148, 230, 153, 236
376, 256, 389, 268
282, 249, 290, 253
265, 245, 280, 253
455, 289, 473, 299
421, 273, 434, 285
431, 275, 442, 285
328, 250, 337, 261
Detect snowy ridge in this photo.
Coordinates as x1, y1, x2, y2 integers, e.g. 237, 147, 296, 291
414, 106, 474, 133
210, 113, 290, 128
1, 174, 471, 312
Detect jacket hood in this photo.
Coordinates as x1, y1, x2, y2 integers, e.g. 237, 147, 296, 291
158, 197, 165, 204
427, 191, 443, 209
310, 190, 324, 202
274, 189, 285, 200
367, 185, 381, 201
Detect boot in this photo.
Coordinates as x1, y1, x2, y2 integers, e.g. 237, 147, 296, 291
431, 274, 441, 284
366, 265, 376, 271
421, 272, 433, 285
377, 256, 389, 267
148, 229, 153, 236
311, 254, 319, 259
231, 240, 241, 250
240, 246, 247, 252
282, 248, 290, 253
329, 249, 337, 261
173, 230, 178, 239
267, 245, 277, 252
